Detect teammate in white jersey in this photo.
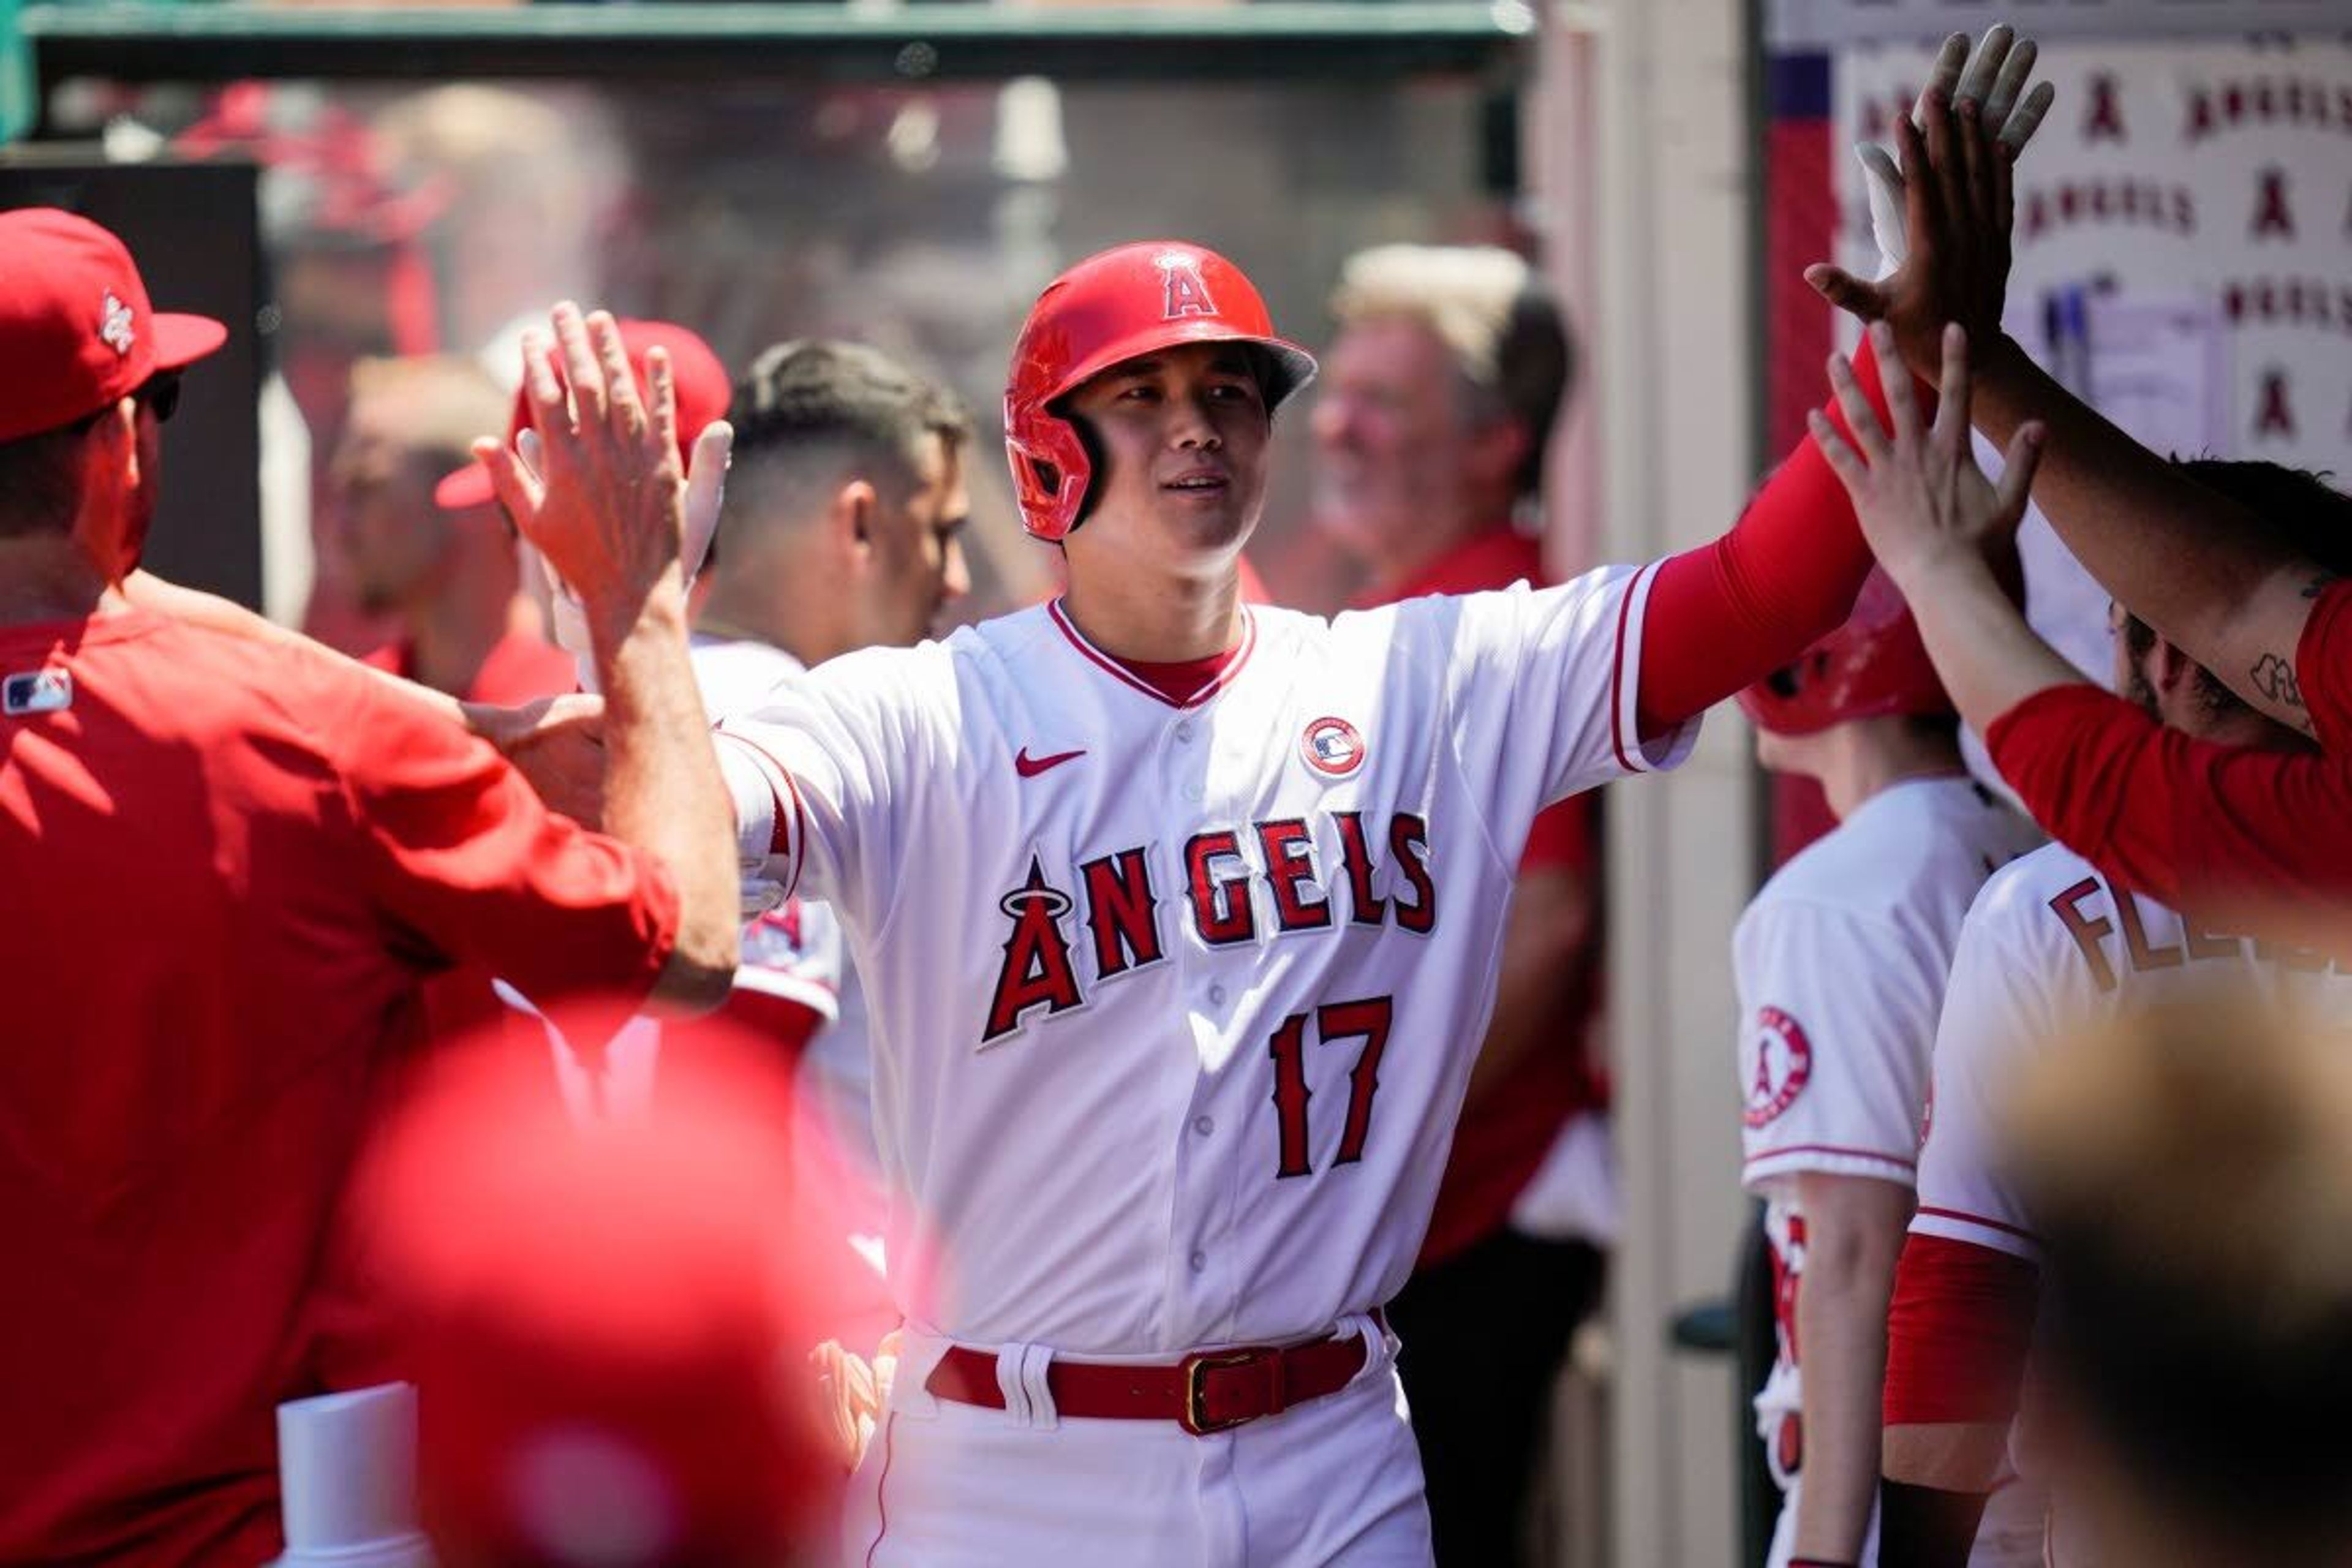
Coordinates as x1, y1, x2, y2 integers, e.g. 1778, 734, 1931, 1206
490, 172, 2045, 1559
1731, 567, 2042, 1568
693, 339, 974, 1361
1879, 459, 2352, 1568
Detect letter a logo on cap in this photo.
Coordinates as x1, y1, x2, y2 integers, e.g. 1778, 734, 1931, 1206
1158, 252, 1218, 321
99, 292, 135, 356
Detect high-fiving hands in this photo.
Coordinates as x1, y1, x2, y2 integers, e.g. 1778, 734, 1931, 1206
1804, 322, 2082, 734
1809, 322, 2042, 590
476, 304, 731, 657
1853, 26, 2055, 273
1812, 28, 2053, 381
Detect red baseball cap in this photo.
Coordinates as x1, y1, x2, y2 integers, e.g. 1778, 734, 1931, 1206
0, 207, 228, 442
435, 318, 732, 511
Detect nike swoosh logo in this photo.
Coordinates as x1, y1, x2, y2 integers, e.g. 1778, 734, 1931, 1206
1015, 746, 1087, 778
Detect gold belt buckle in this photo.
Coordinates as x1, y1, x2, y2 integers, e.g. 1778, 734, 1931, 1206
1179, 1346, 1272, 1436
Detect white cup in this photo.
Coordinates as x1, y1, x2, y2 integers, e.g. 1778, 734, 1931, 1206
273, 1383, 437, 1568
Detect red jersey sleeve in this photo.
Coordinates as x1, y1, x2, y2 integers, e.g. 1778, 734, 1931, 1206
1635, 334, 1907, 736
1883, 1233, 2040, 1427
1986, 682, 2352, 923
334, 676, 680, 1008
2297, 577, 2352, 754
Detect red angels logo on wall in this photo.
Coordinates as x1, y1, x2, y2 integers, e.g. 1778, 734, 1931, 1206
1158, 251, 1218, 321
1743, 1005, 1812, 1129
1299, 715, 1366, 778
2082, 72, 2125, 143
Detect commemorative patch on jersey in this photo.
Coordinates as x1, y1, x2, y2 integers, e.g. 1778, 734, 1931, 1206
1743, 1005, 1812, 1128
1298, 715, 1365, 779
2, 668, 72, 717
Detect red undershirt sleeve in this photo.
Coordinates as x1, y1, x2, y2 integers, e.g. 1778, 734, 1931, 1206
1883, 1232, 2041, 1427
1985, 683, 2352, 922
1634, 333, 1907, 737
2297, 577, 2352, 755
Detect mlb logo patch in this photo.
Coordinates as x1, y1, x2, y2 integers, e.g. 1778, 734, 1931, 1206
4, 668, 73, 716
1298, 715, 1365, 778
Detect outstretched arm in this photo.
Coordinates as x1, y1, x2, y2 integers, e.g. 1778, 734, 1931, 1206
1633, 26, 2056, 738
123, 568, 611, 823
484, 305, 740, 1009
1808, 97, 2331, 737
1814, 323, 2352, 933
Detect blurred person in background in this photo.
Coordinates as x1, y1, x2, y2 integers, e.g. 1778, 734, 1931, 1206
0, 209, 737, 1567
1878, 462, 2352, 1567
1310, 241, 1606, 1565
369, 85, 626, 375
349, 1027, 854, 1568
1999, 1001, 2352, 1567
1729, 560, 2041, 1568
334, 354, 573, 704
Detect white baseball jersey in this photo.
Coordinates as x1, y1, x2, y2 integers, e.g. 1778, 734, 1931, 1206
1910, 841, 2352, 1567
1732, 774, 2041, 1568
1917, 843, 2352, 1261
710, 568, 1696, 1566
510, 636, 848, 1114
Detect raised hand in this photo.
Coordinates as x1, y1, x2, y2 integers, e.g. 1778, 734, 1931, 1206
1807, 323, 2042, 589
478, 304, 692, 648
514, 415, 733, 695
1856, 26, 2056, 270
1812, 28, 2053, 377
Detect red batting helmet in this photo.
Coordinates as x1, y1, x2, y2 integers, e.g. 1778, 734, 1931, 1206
1004, 241, 1317, 542
1736, 567, 1954, 736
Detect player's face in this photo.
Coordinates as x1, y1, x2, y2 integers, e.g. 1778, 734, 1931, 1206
328, 402, 451, 616
2109, 598, 2161, 717
1311, 317, 1484, 560
1060, 342, 1271, 557
117, 390, 167, 575
860, 434, 971, 646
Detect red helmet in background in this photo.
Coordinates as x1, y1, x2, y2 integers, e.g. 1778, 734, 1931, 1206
1004, 240, 1317, 542
1736, 567, 1954, 737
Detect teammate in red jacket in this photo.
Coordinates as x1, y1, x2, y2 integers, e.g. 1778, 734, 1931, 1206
0, 208, 737, 1566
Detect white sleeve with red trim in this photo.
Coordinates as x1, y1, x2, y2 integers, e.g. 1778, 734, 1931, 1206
1910, 859, 2073, 1264
1390, 562, 1700, 859
709, 643, 951, 932
734, 894, 845, 1019
1733, 892, 1945, 1199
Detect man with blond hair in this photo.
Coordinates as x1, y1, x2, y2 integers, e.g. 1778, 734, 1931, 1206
1311, 242, 1601, 1564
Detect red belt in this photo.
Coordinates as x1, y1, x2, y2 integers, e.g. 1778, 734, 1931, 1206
924, 1315, 1381, 1436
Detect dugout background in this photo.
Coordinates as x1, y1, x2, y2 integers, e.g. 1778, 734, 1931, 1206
10, 1, 2351, 1562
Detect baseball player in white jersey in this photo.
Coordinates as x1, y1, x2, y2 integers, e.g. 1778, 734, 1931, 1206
679, 225, 1916, 1562
714, 301, 1703, 1558
473, 170, 2027, 1550
1880, 458, 2352, 1568
1731, 567, 2043, 1568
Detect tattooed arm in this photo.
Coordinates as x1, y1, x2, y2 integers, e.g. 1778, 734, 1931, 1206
1807, 98, 2337, 737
